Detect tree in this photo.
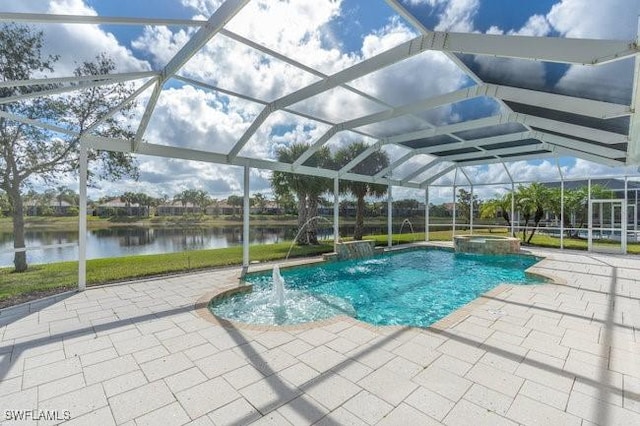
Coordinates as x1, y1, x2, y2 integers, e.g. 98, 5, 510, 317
55, 186, 77, 215
1, 24, 138, 272
226, 195, 243, 216
456, 188, 479, 223
334, 142, 389, 240
271, 143, 332, 244
252, 193, 267, 214
480, 193, 513, 233
515, 183, 549, 243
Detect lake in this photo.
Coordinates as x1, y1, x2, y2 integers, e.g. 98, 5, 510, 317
0, 223, 424, 267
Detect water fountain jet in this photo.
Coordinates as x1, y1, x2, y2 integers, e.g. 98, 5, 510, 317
272, 264, 285, 307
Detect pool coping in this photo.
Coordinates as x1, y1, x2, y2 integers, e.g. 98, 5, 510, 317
194, 243, 566, 333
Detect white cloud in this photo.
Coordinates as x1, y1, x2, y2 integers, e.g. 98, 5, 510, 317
547, 0, 639, 103
3, 0, 149, 75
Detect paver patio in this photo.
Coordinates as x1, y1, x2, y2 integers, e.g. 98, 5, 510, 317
1, 245, 639, 425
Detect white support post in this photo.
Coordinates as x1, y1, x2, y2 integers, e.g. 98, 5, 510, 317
470, 185, 474, 235
560, 179, 565, 250
387, 179, 393, 248
623, 177, 628, 254
334, 177, 339, 251
78, 142, 88, 291
425, 187, 430, 242
242, 166, 250, 276
511, 182, 515, 237
588, 179, 593, 252
452, 185, 457, 237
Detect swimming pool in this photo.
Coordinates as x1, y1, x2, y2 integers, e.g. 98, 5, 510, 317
210, 248, 544, 328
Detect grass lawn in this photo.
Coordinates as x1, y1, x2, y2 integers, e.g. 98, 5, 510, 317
2, 228, 638, 307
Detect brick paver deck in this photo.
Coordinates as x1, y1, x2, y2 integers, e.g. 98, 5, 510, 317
1, 245, 639, 425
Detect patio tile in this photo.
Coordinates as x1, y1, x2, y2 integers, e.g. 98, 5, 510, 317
102, 370, 148, 398
392, 340, 441, 367
302, 372, 361, 411
239, 375, 300, 414
183, 343, 218, 361
465, 362, 524, 397
22, 357, 82, 388
83, 355, 139, 385
378, 403, 442, 426
208, 398, 261, 425
463, 383, 513, 416
296, 328, 337, 346
413, 365, 472, 402
132, 345, 170, 364
249, 411, 293, 426
507, 393, 581, 426
567, 388, 640, 425
39, 384, 107, 425
342, 390, 393, 424
23, 349, 66, 370
315, 407, 368, 426
162, 332, 207, 353
429, 353, 473, 377
62, 406, 115, 426
194, 349, 246, 378
276, 394, 330, 425
135, 401, 191, 426
445, 398, 517, 426
438, 339, 486, 364
0, 376, 22, 397
164, 367, 208, 394
279, 339, 314, 357
177, 378, 240, 419
298, 346, 346, 373
223, 364, 267, 390
140, 352, 194, 381
382, 355, 423, 379
108, 380, 175, 424
404, 386, 455, 421
38, 373, 86, 401
519, 379, 569, 411
357, 367, 418, 406
79, 347, 119, 367
64, 336, 114, 357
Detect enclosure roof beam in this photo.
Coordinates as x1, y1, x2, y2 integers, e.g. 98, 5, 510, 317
0, 71, 158, 89
438, 144, 552, 163
133, 0, 250, 151
536, 131, 626, 160
420, 164, 457, 187
628, 21, 640, 165
401, 158, 443, 184
446, 153, 556, 169
82, 136, 420, 188
295, 85, 481, 167
226, 31, 473, 160
487, 84, 632, 118
0, 12, 207, 26
0, 110, 78, 136
415, 131, 535, 155
374, 150, 417, 179
515, 114, 628, 144
0, 73, 156, 105
549, 146, 625, 167
501, 161, 514, 184
86, 77, 159, 133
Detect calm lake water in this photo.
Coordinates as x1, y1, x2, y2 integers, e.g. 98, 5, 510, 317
0, 223, 424, 267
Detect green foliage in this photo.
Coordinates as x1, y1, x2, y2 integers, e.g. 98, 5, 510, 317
333, 142, 389, 240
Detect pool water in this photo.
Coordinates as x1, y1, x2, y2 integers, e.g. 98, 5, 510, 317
210, 248, 543, 328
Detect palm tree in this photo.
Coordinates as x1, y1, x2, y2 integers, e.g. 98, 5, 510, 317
515, 183, 549, 243
271, 143, 332, 244
480, 193, 513, 233
334, 142, 389, 240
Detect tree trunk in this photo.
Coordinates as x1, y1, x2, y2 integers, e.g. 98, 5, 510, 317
295, 195, 308, 245
354, 195, 365, 240
307, 196, 319, 245
8, 188, 27, 272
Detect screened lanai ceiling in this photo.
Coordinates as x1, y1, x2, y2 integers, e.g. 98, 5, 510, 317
2, 0, 640, 189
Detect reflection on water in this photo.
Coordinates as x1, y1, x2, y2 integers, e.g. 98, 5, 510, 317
0, 223, 424, 267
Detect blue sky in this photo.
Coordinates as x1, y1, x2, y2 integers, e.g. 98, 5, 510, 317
3, 0, 639, 203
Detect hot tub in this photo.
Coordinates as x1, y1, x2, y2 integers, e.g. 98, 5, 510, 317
453, 235, 520, 254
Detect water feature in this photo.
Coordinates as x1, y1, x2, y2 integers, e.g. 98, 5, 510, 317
396, 218, 416, 245
285, 216, 336, 261
271, 264, 285, 307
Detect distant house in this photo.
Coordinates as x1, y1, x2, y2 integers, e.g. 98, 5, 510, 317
156, 202, 201, 216
96, 199, 148, 217
24, 200, 75, 216
250, 200, 282, 215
